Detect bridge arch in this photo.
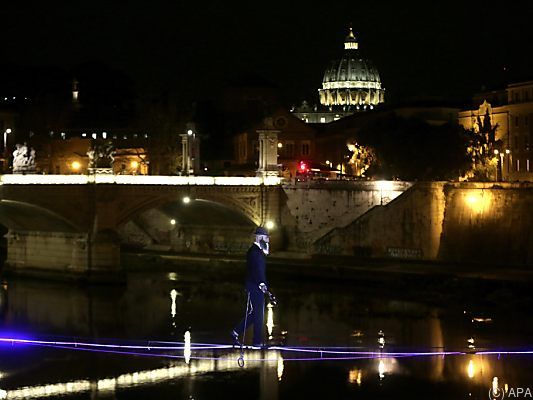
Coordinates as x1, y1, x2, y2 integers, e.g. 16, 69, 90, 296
116, 187, 264, 228
117, 191, 258, 255
0, 200, 81, 232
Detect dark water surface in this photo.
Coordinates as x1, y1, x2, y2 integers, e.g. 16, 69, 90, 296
0, 266, 532, 399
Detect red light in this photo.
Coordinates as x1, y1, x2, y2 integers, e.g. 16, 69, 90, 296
299, 161, 307, 172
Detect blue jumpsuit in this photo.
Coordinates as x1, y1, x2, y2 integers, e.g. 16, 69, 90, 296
233, 244, 267, 346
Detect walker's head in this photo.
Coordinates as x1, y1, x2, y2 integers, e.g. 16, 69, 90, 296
254, 226, 270, 255
254, 226, 269, 237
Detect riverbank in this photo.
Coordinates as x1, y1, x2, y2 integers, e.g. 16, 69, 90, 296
122, 250, 533, 318
123, 250, 533, 283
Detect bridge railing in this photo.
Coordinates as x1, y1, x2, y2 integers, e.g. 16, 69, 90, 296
0, 174, 282, 186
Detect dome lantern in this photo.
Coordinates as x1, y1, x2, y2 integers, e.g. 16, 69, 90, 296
344, 27, 358, 50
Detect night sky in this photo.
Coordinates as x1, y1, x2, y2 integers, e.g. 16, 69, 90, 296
2, 2, 532, 105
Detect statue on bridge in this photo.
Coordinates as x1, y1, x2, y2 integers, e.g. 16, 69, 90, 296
87, 141, 115, 173
12, 143, 36, 174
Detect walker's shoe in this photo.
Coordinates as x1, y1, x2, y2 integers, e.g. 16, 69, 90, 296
231, 331, 241, 347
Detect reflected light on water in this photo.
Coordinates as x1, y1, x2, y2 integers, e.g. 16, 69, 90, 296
467, 360, 475, 379
464, 355, 493, 382
348, 368, 362, 386
170, 289, 178, 318
266, 304, 274, 337
377, 330, 385, 349
0, 350, 280, 400
493, 377, 501, 395
378, 360, 385, 380
168, 272, 179, 281
277, 355, 284, 381
184, 331, 191, 364
376, 358, 398, 381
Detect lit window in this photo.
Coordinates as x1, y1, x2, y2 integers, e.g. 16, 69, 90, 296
320, 117, 326, 123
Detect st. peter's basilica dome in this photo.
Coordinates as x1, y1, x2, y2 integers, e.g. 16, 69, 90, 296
319, 28, 385, 108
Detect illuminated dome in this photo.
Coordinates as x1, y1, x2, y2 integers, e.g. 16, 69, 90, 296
319, 28, 385, 108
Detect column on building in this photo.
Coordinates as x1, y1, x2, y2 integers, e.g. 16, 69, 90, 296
256, 129, 280, 178
180, 124, 200, 176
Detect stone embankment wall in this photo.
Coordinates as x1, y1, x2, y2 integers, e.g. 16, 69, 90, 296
280, 181, 413, 252
5, 231, 120, 274
315, 182, 533, 266
438, 183, 533, 265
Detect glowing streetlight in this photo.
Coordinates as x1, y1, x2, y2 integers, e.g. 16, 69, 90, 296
265, 220, 275, 230
3, 128, 12, 154
277, 142, 283, 148
71, 161, 81, 171
187, 129, 193, 136
170, 219, 176, 225
182, 196, 191, 204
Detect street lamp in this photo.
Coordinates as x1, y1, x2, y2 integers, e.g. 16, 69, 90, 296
494, 149, 502, 182
3, 128, 12, 154
505, 149, 511, 177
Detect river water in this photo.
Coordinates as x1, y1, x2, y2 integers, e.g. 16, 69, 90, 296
0, 265, 532, 399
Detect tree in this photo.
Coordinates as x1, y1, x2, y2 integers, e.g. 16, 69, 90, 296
466, 109, 501, 181
355, 114, 471, 180
346, 142, 375, 177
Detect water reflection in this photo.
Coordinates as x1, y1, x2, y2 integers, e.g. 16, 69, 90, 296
170, 289, 178, 319
266, 303, 274, 338
348, 368, 362, 385
2, 349, 283, 399
184, 330, 191, 364
0, 272, 531, 399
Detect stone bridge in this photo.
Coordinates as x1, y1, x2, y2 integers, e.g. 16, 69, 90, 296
0, 174, 412, 276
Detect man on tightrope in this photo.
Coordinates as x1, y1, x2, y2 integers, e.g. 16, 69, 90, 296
232, 226, 273, 348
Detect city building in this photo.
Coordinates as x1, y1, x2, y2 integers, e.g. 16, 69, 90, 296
458, 80, 533, 181
233, 108, 317, 178
292, 27, 385, 124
